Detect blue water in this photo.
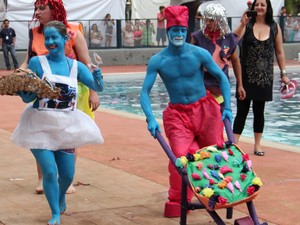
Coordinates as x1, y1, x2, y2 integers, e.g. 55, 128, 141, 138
99, 72, 300, 147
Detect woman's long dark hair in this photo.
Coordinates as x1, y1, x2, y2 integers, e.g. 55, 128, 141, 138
250, 0, 275, 26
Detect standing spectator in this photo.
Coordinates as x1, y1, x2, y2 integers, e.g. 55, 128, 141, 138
104, 13, 115, 47
141, 19, 155, 46
191, 3, 245, 101
289, 16, 300, 42
133, 19, 141, 31
0, 19, 19, 70
285, 15, 294, 42
78, 21, 88, 43
233, 0, 290, 156
156, 6, 166, 46
122, 21, 134, 47
278, 6, 287, 41
194, 11, 203, 31
125, 0, 132, 21
133, 19, 143, 46
90, 23, 103, 48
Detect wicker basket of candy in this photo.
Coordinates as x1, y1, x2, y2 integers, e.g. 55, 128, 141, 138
0, 69, 60, 99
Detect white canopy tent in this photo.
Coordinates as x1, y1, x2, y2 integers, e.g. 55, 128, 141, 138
198, 0, 284, 18
0, 0, 125, 49
0, 1, 6, 20
0, 0, 285, 49
198, 0, 284, 29
131, 0, 284, 20
130, 0, 284, 44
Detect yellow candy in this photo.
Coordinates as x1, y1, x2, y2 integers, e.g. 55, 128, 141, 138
202, 187, 214, 198
252, 177, 263, 187
179, 156, 188, 167
193, 153, 202, 161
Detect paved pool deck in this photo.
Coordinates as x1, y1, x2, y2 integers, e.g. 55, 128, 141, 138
0, 62, 299, 225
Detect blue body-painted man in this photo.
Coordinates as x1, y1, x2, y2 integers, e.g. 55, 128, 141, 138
12, 21, 104, 225
140, 5, 232, 217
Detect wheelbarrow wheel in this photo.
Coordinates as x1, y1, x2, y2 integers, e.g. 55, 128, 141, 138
234, 216, 254, 225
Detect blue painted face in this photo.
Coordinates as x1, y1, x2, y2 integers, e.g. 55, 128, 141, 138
167, 26, 187, 46
44, 27, 67, 54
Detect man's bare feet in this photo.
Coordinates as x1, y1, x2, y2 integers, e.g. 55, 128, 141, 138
66, 184, 76, 194
35, 180, 44, 194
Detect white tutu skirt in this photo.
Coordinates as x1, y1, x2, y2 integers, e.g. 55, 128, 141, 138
11, 105, 104, 150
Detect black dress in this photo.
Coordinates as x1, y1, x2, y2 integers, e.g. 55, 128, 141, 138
239, 22, 277, 101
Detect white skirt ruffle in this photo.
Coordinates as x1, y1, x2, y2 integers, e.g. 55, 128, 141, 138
11, 105, 104, 150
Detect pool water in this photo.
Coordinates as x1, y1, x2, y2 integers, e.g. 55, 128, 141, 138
99, 73, 300, 147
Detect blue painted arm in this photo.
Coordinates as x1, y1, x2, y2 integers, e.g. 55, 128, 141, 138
140, 57, 161, 137
78, 62, 104, 92
18, 91, 37, 103
92, 68, 104, 92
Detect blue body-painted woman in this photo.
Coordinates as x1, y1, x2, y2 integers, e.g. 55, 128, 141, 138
12, 21, 104, 225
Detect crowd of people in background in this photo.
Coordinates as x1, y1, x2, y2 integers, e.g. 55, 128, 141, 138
77, 6, 167, 48
278, 6, 300, 42
75, 4, 299, 49
3, 4, 300, 51
1, 5, 300, 50
75, 6, 300, 49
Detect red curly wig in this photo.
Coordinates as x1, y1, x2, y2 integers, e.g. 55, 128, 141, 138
33, 0, 68, 33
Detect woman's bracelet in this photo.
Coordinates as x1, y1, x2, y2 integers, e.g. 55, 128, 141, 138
280, 70, 287, 78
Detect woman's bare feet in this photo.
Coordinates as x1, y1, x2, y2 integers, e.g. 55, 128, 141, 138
47, 214, 60, 225
66, 184, 76, 194
35, 179, 44, 194
60, 200, 72, 216
60, 209, 72, 216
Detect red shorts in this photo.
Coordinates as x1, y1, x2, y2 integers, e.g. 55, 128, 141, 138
163, 92, 224, 157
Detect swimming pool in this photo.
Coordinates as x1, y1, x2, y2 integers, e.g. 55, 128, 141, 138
99, 71, 300, 147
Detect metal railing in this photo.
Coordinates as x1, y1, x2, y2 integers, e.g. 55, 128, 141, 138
76, 16, 300, 49
6, 16, 300, 51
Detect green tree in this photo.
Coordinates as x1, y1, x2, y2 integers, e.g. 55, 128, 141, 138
285, 0, 300, 15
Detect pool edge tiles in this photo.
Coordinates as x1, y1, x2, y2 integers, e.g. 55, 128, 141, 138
98, 107, 163, 124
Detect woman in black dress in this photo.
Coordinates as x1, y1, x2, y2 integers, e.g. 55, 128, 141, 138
233, 0, 290, 156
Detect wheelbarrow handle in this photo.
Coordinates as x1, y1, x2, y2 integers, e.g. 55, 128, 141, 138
145, 118, 178, 165
224, 117, 236, 144
155, 130, 178, 165
151, 118, 235, 164
153, 118, 236, 194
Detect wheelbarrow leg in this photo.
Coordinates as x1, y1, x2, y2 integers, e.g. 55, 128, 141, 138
181, 176, 227, 225
206, 210, 227, 225
180, 178, 188, 225
226, 207, 233, 219
246, 201, 268, 225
